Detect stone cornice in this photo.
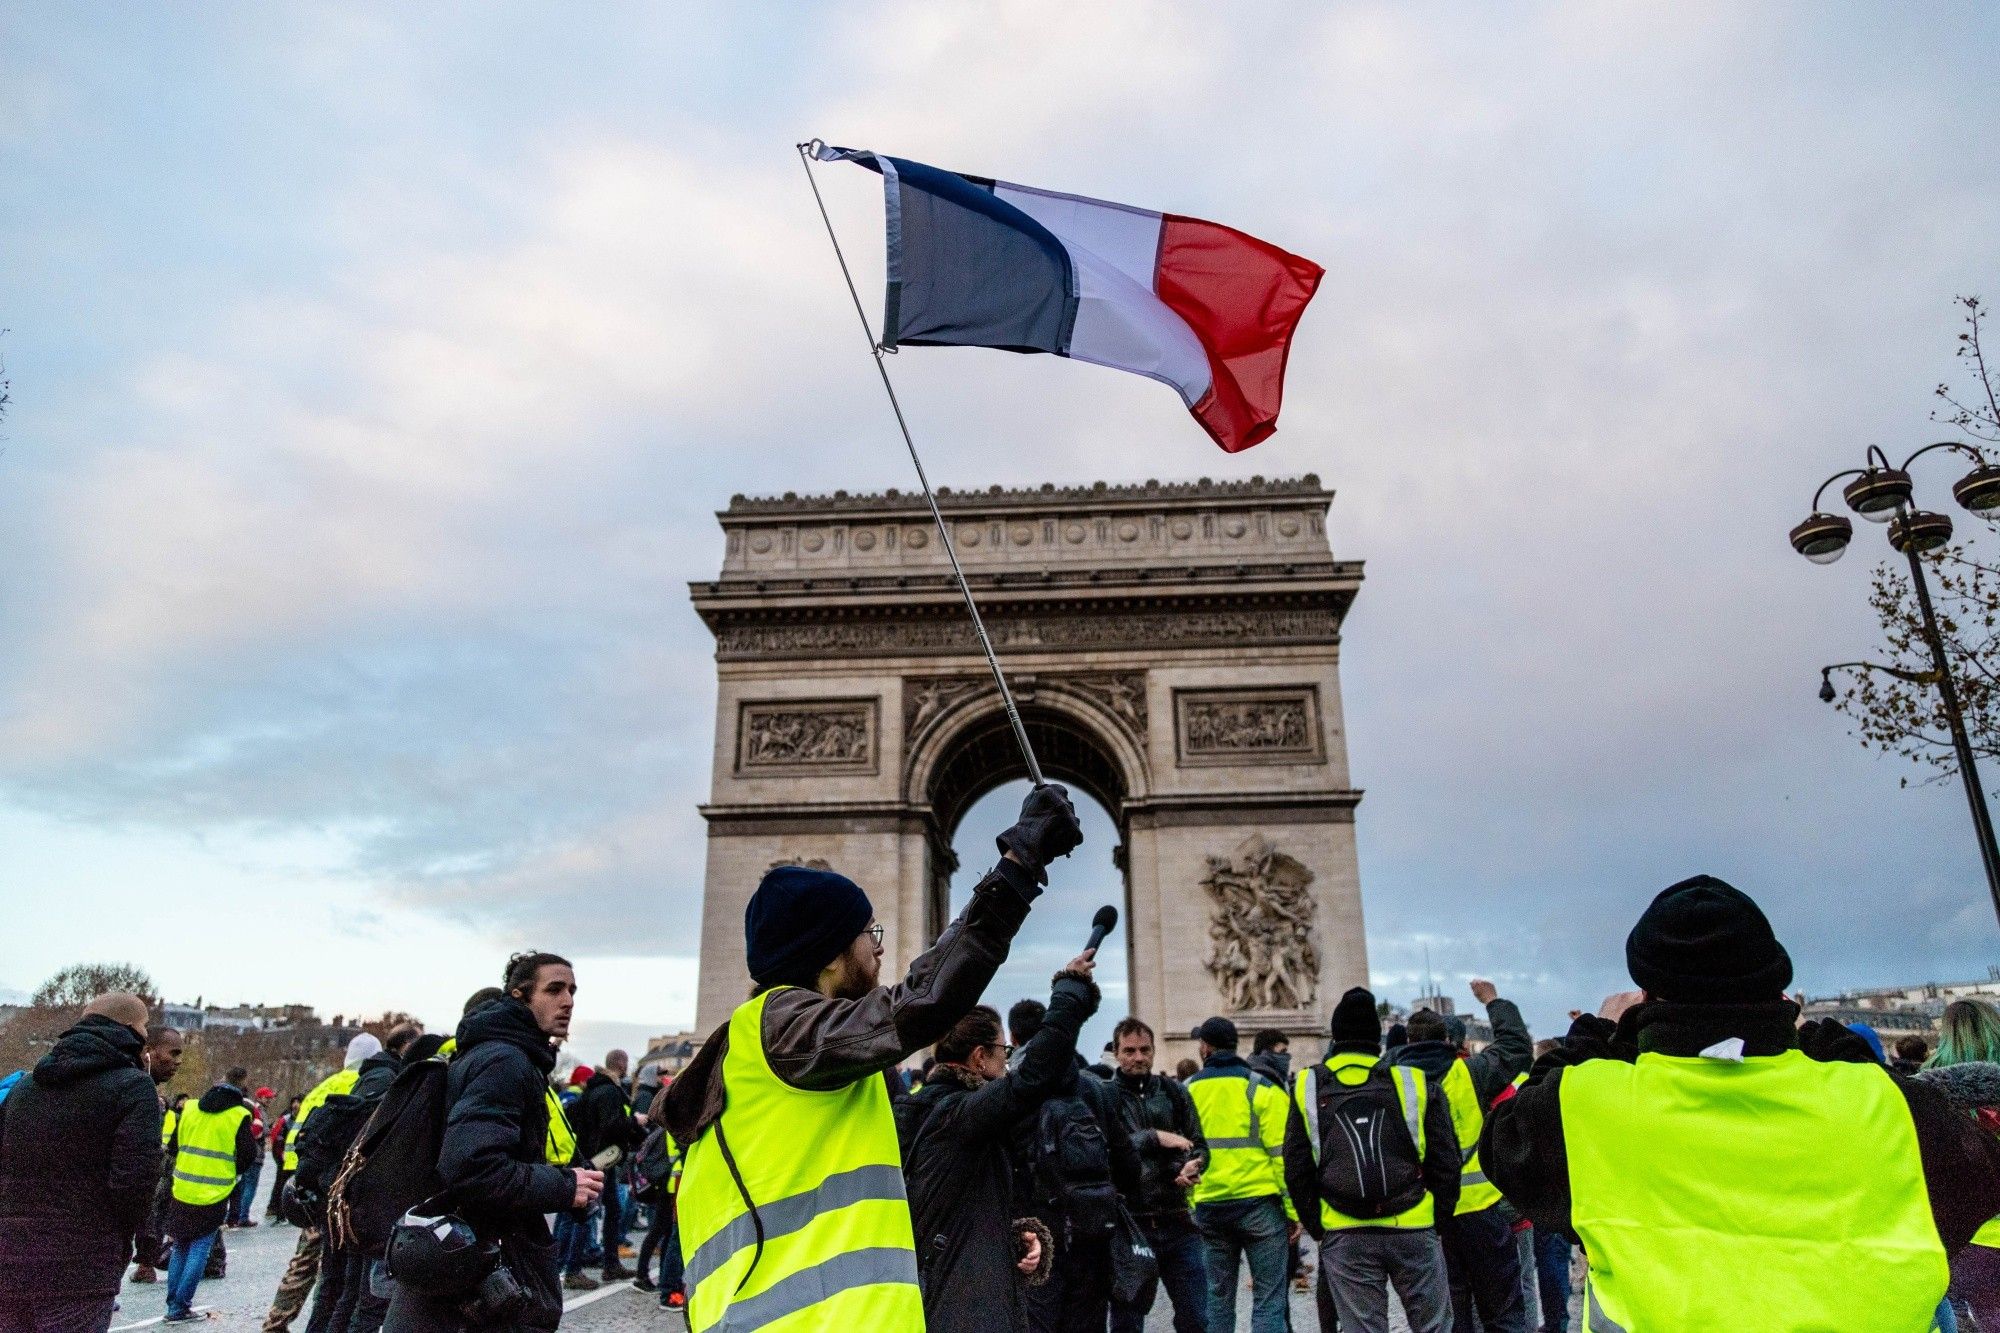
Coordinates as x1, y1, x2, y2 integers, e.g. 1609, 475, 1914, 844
691, 558, 1363, 605
722, 474, 1328, 518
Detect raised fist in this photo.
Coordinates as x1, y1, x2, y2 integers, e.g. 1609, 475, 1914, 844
997, 782, 1083, 882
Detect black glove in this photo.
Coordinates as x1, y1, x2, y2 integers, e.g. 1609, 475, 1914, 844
1798, 1018, 1878, 1065
996, 782, 1082, 882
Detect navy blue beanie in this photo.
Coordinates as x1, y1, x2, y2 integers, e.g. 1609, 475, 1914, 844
745, 865, 874, 988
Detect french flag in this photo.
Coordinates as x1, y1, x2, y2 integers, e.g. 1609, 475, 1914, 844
813, 144, 1324, 453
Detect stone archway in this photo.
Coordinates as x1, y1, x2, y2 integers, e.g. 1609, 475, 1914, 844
689, 476, 1368, 1061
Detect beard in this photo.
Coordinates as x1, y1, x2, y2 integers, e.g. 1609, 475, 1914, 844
826, 954, 880, 1000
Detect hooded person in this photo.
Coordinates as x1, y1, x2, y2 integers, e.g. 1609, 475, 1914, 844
664, 783, 1083, 1333
0, 993, 162, 1331
1484, 874, 2000, 1332
1388, 977, 1534, 1333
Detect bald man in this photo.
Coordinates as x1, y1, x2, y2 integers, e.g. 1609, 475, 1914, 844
0, 992, 163, 1332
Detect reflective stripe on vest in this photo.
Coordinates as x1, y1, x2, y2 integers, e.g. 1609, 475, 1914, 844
1291, 1053, 1435, 1231
1562, 1049, 1947, 1331
675, 989, 920, 1333
1187, 1065, 1289, 1206
1439, 1060, 1501, 1214
286, 1068, 359, 1171
546, 1087, 577, 1165
172, 1102, 250, 1205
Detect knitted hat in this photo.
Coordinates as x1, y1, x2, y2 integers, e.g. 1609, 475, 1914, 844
1328, 987, 1381, 1046
745, 864, 874, 989
1626, 875, 1792, 1003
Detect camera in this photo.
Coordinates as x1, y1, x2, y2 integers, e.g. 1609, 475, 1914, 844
457, 1261, 530, 1325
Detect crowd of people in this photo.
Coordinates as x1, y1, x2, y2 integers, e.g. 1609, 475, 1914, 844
5, 783, 2000, 1333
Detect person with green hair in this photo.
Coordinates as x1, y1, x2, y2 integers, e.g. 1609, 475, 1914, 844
1920, 998, 2000, 1328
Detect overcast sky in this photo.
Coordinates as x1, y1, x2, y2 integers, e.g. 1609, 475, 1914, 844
4, 4, 1998, 1059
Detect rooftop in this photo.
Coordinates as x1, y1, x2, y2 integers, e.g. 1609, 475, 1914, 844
722, 474, 1327, 516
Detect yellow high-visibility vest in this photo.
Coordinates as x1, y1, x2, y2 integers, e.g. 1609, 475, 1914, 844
545, 1088, 576, 1165
1439, 1060, 1501, 1214
1290, 1053, 1435, 1231
676, 988, 920, 1333
160, 1106, 178, 1149
1562, 1049, 1946, 1331
1187, 1062, 1295, 1218
171, 1101, 250, 1206
285, 1068, 358, 1171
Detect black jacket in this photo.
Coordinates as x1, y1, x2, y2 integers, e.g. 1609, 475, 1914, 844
1108, 1070, 1208, 1220
0, 1015, 162, 1295
897, 970, 1099, 1333
1283, 1040, 1461, 1240
664, 858, 1043, 1144
352, 1049, 402, 1101
572, 1073, 646, 1162
1483, 999, 2000, 1256
440, 998, 577, 1330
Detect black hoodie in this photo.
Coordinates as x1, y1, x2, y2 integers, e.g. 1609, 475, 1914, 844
0, 1014, 162, 1293
164, 1082, 260, 1240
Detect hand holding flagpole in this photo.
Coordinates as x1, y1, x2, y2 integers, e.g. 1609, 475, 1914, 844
795, 139, 1047, 788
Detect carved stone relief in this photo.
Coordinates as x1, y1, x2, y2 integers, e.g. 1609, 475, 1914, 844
1175, 687, 1323, 765
1065, 674, 1147, 734
904, 676, 987, 738
715, 607, 1339, 660
766, 856, 833, 872
736, 699, 878, 774
1202, 834, 1319, 1012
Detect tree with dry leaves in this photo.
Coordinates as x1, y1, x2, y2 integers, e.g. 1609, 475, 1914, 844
1829, 296, 2000, 784
30, 961, 159, 1008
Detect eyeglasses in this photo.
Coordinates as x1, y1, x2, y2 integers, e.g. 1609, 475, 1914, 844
984, 1042, 1015, 1056
867, 924, 885, 947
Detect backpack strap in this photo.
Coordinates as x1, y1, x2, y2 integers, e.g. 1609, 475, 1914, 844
1295, 1067, 1321, 1165
1388, 1066, 1426, 1156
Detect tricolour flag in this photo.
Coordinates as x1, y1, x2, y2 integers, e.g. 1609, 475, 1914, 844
814, 144, 1324, 454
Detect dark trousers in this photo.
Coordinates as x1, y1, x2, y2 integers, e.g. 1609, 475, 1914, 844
638, 1207, 684, 1293
268, 1166, 294, 1217
1025, 1229, 1113, 1333
600, 1182, 625, 1271
0, 1280, 118, 1333
306, 1245, 356, 1333
1196, 1197, 1291, 1333
1532, 1228, 1571, 1333
1109, 1214, 1208, 1333
1441, 1208, 1526, 1333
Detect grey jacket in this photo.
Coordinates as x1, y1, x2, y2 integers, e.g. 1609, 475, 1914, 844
663, 857, 1041, 1143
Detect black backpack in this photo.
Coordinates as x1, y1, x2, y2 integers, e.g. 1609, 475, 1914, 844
328, 1058, 451, 1253
1306, 1061, 1427, 1219
632, 1126, 676, 1204
294, 1093, 377, 1197
1028, 1085, 1118, 1237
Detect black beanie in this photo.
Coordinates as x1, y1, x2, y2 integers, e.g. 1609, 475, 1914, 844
1328, 987, 1381, 1046
1626, 874, 1792, 1004
745, 865, 874, 989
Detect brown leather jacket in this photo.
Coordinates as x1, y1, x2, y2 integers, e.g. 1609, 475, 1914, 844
662, 857, 1041, 1144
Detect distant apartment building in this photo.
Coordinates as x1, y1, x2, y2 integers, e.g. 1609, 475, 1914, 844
637, 1030, 704, 1079
158, 1000, 320, 1032
1799, 969, 2000, 1045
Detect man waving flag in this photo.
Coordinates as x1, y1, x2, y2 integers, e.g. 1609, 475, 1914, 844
811, 143, 1324, 453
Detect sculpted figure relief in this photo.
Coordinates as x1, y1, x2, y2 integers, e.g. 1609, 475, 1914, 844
1202, 834, 1319, 1012
741, 705, 872, 767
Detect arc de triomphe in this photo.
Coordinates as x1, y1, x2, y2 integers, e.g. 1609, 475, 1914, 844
688, 475, 1367, 1058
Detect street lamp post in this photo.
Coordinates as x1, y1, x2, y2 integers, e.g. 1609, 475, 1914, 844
1791, 442, 2000, 927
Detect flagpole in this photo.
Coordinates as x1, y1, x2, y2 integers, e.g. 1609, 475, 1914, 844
795, 140, 1047, 789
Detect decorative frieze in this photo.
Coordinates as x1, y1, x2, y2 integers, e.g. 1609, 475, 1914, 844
736, 699, 879, 775
715, 607, 1339, 660
1202, 834, 1319, 1013
1174, 687, 1323, 765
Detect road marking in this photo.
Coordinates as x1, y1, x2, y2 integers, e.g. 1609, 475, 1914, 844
111, 1307, 213, 1331
563, 1279, 635, 1311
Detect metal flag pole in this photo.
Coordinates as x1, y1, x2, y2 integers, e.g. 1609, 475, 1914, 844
795, 140, 1046, 788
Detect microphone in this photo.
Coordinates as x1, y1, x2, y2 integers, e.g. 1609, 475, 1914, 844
1084, 904, 1119, 955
